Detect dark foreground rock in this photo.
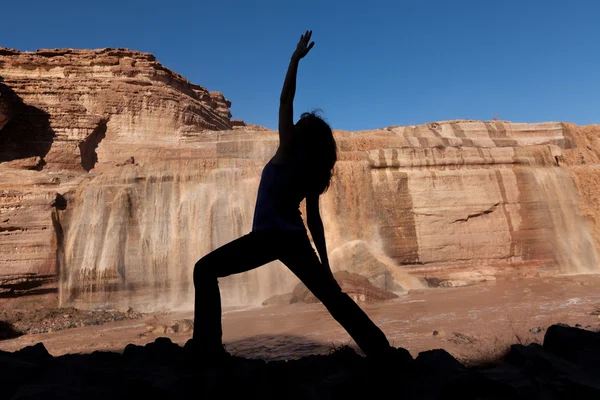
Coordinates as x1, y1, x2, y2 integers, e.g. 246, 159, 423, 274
1, 324, 599, 399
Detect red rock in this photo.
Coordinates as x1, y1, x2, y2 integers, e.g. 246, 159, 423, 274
0, 47, 232, 172
0, 47, 599, 310
0, 85, 13, 130
292, 271, 399, 304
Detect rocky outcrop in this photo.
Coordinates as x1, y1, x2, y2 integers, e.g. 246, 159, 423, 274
0, 47, 234, 299
1, 324, 599, 399
0, 47, 232, 172
329, 240, 421, 291
560, 123, 600, 267
1, 47, 599, 310
52, 120, 600, 310
290, 271, 399, 304
0, 169, 70, 297
0, 82, 12, 130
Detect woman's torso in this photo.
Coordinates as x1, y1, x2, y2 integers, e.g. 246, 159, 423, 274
252, 150, 308, 232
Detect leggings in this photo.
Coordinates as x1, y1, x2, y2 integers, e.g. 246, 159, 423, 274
193, 229, 390, 357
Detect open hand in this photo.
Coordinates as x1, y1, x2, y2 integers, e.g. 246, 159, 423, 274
292, 30, 315, 60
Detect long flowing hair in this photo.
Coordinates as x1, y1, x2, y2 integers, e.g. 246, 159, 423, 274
295, 110, 337, 195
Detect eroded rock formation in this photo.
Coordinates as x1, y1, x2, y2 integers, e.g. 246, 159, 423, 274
0, 47, 231, 172
0, 47, 599, 309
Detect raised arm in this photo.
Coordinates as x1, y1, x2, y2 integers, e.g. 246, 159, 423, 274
278, 31, 315, 154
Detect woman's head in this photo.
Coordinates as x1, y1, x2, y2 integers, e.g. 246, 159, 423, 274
294, 110, 337, 195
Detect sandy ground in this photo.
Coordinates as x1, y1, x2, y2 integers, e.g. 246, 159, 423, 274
1, 274, 599, 365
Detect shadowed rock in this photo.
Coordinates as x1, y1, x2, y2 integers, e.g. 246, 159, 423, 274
0, 83, 55, 167
1, 324, 599, 399
543, 323, 600, 374
0, 81, 13, 130
0, 321, 22, 340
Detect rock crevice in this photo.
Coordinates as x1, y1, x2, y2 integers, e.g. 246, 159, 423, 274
451, 203, 500, 224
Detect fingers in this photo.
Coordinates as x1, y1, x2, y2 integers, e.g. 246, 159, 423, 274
296, 30, 314, 54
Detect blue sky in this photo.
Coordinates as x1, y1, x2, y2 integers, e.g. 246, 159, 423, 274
3, 0, 599, 130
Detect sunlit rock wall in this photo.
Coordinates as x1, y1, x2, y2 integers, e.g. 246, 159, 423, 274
58, 122, 600, 310
1, 47, 598, 309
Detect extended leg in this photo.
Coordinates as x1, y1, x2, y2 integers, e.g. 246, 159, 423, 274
193, 231, 277, 349
280, 233, 390, 357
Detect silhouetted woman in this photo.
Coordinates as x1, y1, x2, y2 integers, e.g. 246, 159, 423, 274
192, 31, 391, 360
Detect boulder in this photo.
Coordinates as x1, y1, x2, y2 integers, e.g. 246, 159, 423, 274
292, 271, 398, 304
171, 319, 194, 333
543, 324, 600, 372
262, 293, 296, 306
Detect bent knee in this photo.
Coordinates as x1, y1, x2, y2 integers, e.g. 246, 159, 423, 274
193, 257, 216, 284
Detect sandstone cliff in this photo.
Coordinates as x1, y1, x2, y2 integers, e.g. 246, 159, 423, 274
0, 47, 231, 172
0, 47, 598, 309
0, 47, 233, 300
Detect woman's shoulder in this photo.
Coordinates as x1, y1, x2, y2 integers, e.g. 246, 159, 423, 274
271, 145, 305, 166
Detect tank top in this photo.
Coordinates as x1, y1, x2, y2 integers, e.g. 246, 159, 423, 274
252, 153, 307, 232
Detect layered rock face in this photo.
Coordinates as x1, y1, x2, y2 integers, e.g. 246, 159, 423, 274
0, 47, 598, 310
346, 122, 599, 278
0, 47, 232, 300
0, 47, 232, 172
